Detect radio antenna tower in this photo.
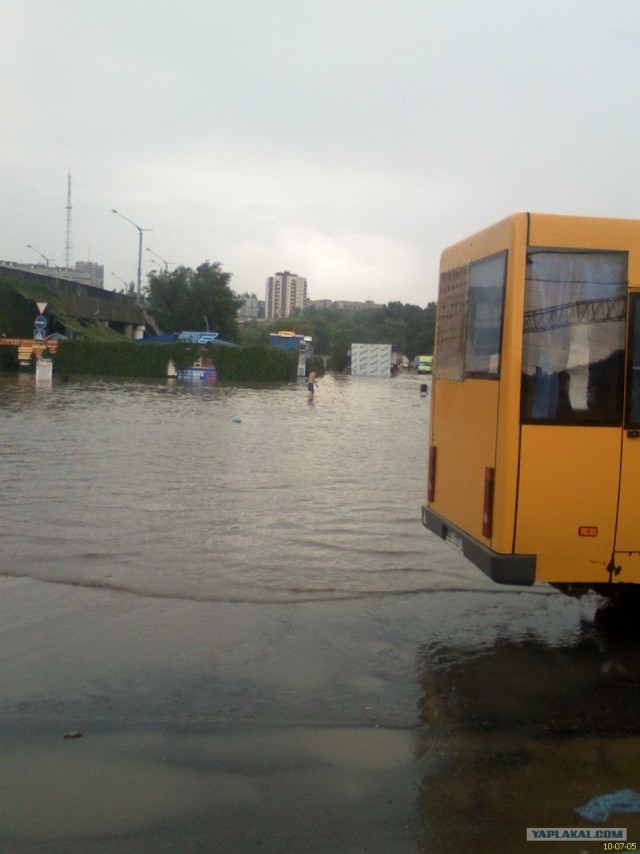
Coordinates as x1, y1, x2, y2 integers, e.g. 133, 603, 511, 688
63, 170, 74, 268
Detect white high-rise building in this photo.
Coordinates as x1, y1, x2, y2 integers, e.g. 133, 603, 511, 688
265, 270, 308, 319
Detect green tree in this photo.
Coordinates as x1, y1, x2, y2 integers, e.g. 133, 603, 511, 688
237, 300, 437, 365
328, 331, 350, 372
405, 301, 436, 358
238, 321, 270, 348
145, 262, 243, 341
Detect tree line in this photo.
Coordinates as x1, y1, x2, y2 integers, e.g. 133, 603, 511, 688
239, 302, 436, 370
145, 262, 243, 342
145, 263, 436, 367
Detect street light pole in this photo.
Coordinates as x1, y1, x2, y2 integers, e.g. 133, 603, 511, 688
26, 244, 53, 267
110, 272, 133, 294
146, 247, 171, 273
111, 209, 152, 299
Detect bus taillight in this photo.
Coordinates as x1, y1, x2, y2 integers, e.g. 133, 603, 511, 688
482, 467, 495, 539
428, 446, 437, 503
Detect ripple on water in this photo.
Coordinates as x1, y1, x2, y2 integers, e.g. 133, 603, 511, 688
0, 373, 478, 603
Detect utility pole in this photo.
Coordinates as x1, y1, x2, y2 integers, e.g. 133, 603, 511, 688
111, 209, 152, 300
63, 170, 73, 269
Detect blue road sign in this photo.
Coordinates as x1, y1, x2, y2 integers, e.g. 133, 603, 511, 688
34, 315, 47, 330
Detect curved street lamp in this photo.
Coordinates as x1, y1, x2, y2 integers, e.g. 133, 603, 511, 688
27, 244, 53, 267
146, 247, 171, 273
110, 272, 133, 294
111, 209, 152, 298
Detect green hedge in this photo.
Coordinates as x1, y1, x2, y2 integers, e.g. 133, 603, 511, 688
0, 347, 19, 371
53, 341, 299, 381
0, 282, 37, 338
0, 340, 326, 380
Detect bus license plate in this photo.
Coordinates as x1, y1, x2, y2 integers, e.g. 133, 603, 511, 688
445, 530, 464, 554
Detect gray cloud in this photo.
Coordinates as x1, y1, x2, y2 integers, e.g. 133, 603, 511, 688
2, 0, 640, 306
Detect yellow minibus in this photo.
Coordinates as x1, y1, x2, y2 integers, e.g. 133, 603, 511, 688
422, 212, 640, 598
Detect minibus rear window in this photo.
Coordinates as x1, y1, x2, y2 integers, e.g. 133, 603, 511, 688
521, 249, 627, 426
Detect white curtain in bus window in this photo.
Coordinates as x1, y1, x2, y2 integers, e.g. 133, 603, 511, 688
521, 250, 627, 425
464, 251, 507, 377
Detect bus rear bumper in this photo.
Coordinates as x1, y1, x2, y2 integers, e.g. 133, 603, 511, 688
421, 505, 536, 586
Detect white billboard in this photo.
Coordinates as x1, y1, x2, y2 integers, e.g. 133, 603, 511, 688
350, 343, 392, 376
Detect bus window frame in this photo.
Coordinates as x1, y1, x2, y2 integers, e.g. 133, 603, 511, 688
434, 250, 508, 382
520, 247, 627, 428
463, 249, 508, 380
625, 292, 640, 430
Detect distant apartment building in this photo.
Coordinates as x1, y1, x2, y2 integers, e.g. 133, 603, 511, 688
72, 261, 104, 289
265, 271, 308, 320
42, 260, 104, 289
237, 292, 264, 322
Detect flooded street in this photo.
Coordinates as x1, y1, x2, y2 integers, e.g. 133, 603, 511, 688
1, 372, 639, 852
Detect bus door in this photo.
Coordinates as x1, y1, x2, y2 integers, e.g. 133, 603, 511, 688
613, 292, 640, 581
517, 249, 628, 586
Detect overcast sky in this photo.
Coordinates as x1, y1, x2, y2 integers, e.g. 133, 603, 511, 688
2, 0, 639, 306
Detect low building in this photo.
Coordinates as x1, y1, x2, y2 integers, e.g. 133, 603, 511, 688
269, 330, 313, 377
307, 298, 384, 312
237, 292, 264, 322
0, 260, 104, 289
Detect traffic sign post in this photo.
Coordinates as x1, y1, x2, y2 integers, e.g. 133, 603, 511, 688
34, 314, 47, 341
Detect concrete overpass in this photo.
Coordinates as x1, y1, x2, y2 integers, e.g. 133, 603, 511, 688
0, 262, 160, 339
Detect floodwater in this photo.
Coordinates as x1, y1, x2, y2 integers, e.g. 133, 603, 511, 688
1, 371, 640, 853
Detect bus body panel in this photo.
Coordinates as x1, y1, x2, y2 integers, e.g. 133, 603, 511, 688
515, 427, 619, 583
615, 289, 640, 570
612, 553, 640, 584
429, 378, 500, 544
528, 213, 640, 256
438, 213, 523, 269
617, 435, 640, 553
490, 216, 529, 555
430, 214, 528, 558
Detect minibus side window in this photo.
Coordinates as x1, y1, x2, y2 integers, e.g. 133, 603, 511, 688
434, 252, 507, 381
521, 250, 627, 426
434, 265, 469, 381
465, 251, 507, 378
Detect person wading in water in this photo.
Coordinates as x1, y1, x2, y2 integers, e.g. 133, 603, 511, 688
307, 367, 318, 402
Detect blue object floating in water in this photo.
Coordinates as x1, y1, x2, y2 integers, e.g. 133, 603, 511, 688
576, 788, 640, 822
232, 417, 242, 423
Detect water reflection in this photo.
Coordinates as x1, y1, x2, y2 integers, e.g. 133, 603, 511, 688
414, 596, 640, 853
